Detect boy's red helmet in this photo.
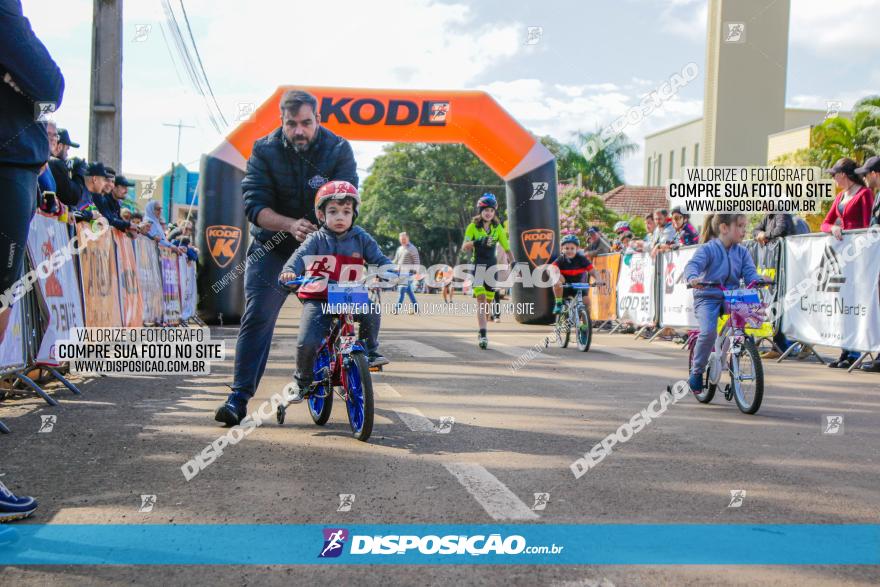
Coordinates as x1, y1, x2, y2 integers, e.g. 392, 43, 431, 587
314, 180, 360, 216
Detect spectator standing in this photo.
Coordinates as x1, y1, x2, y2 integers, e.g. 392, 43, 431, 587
585, 227, 611, 258
822, 158, 873, 369
393, 232, 421, 313
0, 0, 65, 522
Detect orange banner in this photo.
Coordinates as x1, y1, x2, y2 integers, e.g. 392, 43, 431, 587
113, 231, 144, 327
589, 253, 621, 322
225, 87, 542, 180
77, 222, 122, 327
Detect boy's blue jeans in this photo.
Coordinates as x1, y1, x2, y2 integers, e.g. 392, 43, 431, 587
295, 300, 380, 386
691, 294, 723, 376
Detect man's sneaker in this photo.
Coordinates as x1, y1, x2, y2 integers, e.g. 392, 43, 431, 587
283, 381, 309, 404
478, 335, 488, 350
796, 346, 813, 360
760, 350, 781, 360
688, 373, 704, 393
368, 351, 390, 367
553, 302, 564, 314
861, 360, 880, 372
214, 391, 249, 427
0, 482, 37, 523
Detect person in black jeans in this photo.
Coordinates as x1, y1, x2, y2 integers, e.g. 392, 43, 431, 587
0, 0, 65, 521
215, 89, 358, 426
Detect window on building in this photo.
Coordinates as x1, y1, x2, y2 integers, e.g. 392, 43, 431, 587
646, 156, 652, 185
681, 147, 686, 171
657, 154, 663, 184
694, 143, 700, 166
669, 150, 674, 179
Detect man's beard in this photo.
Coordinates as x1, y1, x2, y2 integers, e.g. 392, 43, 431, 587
291, 134, 316, 153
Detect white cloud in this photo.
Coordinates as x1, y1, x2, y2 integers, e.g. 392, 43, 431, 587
659, 0, 708, 42
790, 0, 880, 52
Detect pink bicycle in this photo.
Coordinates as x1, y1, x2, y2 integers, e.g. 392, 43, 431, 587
684, 280, 772, 415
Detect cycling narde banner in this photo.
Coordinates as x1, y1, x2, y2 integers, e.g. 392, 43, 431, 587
616, 251, 656, 325
589, 253, 620, 321
77, 221, 123, 327
159, 248, 183, 325
135, 237, 164, 325
782, 230, 880, 352
178, 255, 196, 321
113, 231, 144, 328
658, 245, 699, 329
26, 213, 86, 365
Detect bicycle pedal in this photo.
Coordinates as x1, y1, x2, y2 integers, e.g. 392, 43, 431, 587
369, 365, 382, 372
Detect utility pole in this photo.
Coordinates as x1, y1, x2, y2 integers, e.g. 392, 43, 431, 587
89, 0, 123, 171
163, 120, 195, 163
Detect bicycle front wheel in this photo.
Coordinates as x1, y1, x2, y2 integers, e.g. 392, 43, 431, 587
730, 338, 764, 414
555, 310, 570, 348
576, 306, 592, 352
344, 351, 375, 441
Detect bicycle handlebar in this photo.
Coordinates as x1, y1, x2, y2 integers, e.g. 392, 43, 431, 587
687, 279, 774, 290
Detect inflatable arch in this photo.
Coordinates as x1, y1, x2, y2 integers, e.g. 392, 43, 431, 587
196, 87, 559, 324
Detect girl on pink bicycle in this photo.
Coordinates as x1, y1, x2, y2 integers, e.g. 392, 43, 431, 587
684, 213, 763, 393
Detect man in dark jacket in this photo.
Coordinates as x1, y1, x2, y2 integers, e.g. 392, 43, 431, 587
215, 89, 358, 426
752, 213, 795, 245
94, 175, 136, 233
47, 127, 87, 207
0, 0, 64, 523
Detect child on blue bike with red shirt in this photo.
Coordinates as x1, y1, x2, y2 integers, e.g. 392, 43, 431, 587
551, 234, 605, 314
684, 213, 765, 393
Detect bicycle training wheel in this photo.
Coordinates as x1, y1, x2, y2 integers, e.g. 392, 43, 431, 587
731, 338, 764, 414
344, 351, 374, 441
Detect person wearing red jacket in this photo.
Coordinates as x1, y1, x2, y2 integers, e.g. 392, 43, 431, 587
821, 158, 873, 238
821, 158, 873, 369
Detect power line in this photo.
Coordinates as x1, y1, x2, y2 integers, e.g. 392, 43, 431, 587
178, 0, 228, 127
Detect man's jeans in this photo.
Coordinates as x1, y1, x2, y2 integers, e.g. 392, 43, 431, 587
231, 241, 292, 398
294, 300, 380, 386
396, 282, 417, 306
0, 166, 39, 293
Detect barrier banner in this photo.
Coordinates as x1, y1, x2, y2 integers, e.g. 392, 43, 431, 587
616, 252, 656, 325
0, 304, 25, 372
658, 246, 699, 329
135, 238, 164, 325
782, 231, 880, 352
160, 248, 182, 325
113, 232, 144, 328
589, 253, 620, 321
77, 222, 122, 327
178, 255, 197, 321
25, 213, 86, 365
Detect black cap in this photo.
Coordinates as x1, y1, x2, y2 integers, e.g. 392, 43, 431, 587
105, 167, 116, 177
825, 158, 858, 175
57, 128, 80, 148
587, 226, 600, 235
115, 175, 136, 187
855, 156, 880, 175
86, 162, 110, 178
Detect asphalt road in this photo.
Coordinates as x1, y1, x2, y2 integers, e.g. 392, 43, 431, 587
1, 293, 878, 586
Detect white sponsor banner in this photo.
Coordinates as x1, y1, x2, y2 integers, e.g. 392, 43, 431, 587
178, 256, 197, 321
782, 232, 880, 352
135, 238, 164, 325
616, 252, 656, 325
26, 214, 85, 366
0, 303, 25, 371
659, 246, 699, 328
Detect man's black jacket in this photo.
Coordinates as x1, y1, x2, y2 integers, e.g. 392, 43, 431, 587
93, 193, 131, 231
48, 157, 86, 206
752, 213, 794, 240
242, 125, 357, 256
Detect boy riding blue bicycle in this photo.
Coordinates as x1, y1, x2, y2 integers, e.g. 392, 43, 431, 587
278, 180, 394, 403
551, 234, 605, 314
684, 213, 764, 393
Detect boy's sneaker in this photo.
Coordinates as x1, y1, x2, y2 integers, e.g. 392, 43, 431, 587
214, 391, 249, 427
0, 482, 37, 523
368, 351, 389, 367
553, 301, 564, 314
688, 373, 704, 393
478, 335, 488, 349
283, 381, 308, 404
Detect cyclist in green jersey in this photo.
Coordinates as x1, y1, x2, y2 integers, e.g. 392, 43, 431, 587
461, 193, 512, 349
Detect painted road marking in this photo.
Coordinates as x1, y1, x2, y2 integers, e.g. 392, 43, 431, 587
394, 407, 436, 432
443, 463, 539, 521
592, 346, 666, 361
373, 382, 402, 398
385, 339, 454, 358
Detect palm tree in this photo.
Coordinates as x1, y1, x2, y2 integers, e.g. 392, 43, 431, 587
557, 130, 638, 194
812, 95, 880, 167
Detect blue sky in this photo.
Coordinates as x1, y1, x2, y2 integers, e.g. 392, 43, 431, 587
22, 0, 880, 185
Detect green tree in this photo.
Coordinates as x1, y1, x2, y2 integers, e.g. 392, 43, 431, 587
812, 95, 880, 168
359, 143, 503, 266
556, 130, 638, 192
